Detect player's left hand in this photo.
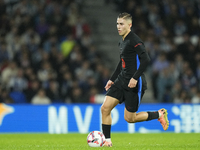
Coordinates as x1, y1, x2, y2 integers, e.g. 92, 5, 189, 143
128, 78, 137, 88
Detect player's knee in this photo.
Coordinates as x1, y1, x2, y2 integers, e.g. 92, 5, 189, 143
101, 104, 111, 115
124, 115, 136, 123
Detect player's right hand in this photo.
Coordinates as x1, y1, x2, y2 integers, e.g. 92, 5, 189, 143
105, 80, 114, 91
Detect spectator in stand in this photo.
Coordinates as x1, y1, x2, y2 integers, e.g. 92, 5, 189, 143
61, 34, 76, 58
43, 35, 59, 53
180, 67, 197, 91
196, 61, 200, 86
173, 19, 187, 36
86, 45, 100, 64
75, 60, 94, 89
70, 86, 88, 103
20, 27, 41, 49
80, 33, 93, 48
5, 27, 20, 58
60, 71, 73, 102
24, 67, 35, 84
68, 44, 84, 71
0, 42, 9, 63
25, 79, 41, 103
31, 88, 51, 104
46, 80, 61, 102
174, 90, 188, 103
89, 86, 99, 103
53, 54, 68, 75
68, 2, 79, 26
8, 68, 28, 92
1, 61, 18, 88
0, 88, 14, 104
171, 81, 182, 102
156, 67, 175, 102
152, 53, 169, 99
72, 15, 91, 41
35, 14, 49, 40
18, 51, 31, 68
37, 61, 57, 88
58, 19, 73, 39
0, 0, 6, 17
13, 0, 32, 16
191, 90, 200, 104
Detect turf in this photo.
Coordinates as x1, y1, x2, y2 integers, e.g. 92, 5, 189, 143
0, 133, 199, 150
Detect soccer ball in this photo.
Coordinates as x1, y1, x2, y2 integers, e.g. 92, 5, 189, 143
87, 131, 105, 147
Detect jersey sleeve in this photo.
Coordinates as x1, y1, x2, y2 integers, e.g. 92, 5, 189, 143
134, 42, 146, 56
132, 43, 151, 80
109, 59, 122, 82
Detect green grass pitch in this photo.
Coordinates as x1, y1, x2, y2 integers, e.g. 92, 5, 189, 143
0, 133, 199, 150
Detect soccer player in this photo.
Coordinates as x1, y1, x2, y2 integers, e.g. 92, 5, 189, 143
101, 12, 169, 147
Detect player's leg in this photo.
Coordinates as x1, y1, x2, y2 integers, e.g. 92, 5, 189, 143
101, 96, 119, 124
101, 96, 119, 147
124, 108, 169, 130
124, 108, 161, 122
123, 90, 169, 130
124, 108, 148, 122
123, 90, 150, 122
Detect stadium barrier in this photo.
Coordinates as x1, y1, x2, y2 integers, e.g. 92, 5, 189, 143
0, 103, 199, 133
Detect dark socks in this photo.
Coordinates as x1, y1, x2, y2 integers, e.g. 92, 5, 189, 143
102, 124, 111, 138
146, 111, 159, 121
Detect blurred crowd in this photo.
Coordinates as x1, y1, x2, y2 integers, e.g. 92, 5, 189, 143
111, 0, 200, 103
1, 0, 200, 104
0, 0, 110, 104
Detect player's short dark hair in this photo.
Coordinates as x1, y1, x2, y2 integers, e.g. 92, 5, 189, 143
118, 12, 132, 21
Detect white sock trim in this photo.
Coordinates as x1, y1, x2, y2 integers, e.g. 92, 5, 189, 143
158, 112, 162, 118
105, 138, 111, 142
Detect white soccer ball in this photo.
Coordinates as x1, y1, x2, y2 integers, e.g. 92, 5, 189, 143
87, 131, 106, 147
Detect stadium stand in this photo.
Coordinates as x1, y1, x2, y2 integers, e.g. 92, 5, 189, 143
0, 0, 110, 104
0, 0, 200, 104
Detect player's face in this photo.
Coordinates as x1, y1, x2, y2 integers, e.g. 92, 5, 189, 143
117, 18, 131, 38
